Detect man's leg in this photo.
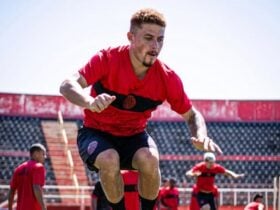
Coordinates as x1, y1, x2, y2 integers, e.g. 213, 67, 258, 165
207, 194, 217, 210
197, 192, 208, 210
94, 149, 125, 209
132, 143, 160, 210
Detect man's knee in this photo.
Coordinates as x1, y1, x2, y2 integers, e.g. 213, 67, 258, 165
95, 149, 120, 173
133, 148, 159, 173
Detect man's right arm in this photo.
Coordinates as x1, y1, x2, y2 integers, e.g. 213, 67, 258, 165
59, 73, 93, 108
59, 73, 116, 113
8, 189, 16, 210
185, 169, 201, 177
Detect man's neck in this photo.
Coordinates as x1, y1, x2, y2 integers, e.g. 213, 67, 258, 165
129, 50, 149, 79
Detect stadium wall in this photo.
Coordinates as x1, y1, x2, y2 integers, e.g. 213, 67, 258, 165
0, 93, 279, 121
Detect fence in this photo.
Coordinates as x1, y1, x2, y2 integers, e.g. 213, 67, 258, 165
1, 180, 279, 210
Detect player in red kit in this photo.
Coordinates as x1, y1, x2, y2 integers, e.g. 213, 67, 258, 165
157, 178, 169, 210
8, 143, 47, 210
159, 178, 179, 210
60, 8, 222, 210
186, 153, 244, 210
244, 194, 264, 210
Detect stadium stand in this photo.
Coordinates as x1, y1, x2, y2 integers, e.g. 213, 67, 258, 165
0, 116, 59, 203
0, 94, 279, 209
1, 116, 279, 205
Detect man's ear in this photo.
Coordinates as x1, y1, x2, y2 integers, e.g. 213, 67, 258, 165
127, 32, 134, 42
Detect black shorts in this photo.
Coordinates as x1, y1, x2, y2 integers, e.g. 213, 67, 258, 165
193, 192, 216, 210
77, 126, 158, 172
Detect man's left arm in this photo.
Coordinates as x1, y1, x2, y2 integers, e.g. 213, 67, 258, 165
224, 169, 245, 179
8, 189, 16, 210
182, 107, 222, 154
32, 165, 46, 209
33, 184, 47, 210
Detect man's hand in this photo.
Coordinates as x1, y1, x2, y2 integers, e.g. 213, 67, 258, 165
234, 173, 245, 179
191, 136, 223, 154
185, 170, 201, 177
87, 94, 116, 113
182, 107, 223, 154
192, 171, 202, 177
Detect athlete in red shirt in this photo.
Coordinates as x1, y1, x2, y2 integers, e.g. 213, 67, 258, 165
159, 178, 179, 210
8, 143, 47, 210
244, 194, 264, 210
186, 153, 244, 210
157, 178, 169, 210
60, 8, 222, 210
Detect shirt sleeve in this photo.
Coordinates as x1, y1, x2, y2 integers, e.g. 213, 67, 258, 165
32, 164, 45, 186
192, 163, 202, 172
78, 49, 108, 86
215, 164, 226, 174
10, 170, 18, 190
166, 72, 192, 114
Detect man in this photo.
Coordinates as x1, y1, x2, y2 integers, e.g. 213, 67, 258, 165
159, 178, 179, 210
161, 178, 170, 189
157, 178, 169, 210
186, 152, 244, 210
8, 143, 47, 210
244, 194, 264, 210
60, 8, 222, 210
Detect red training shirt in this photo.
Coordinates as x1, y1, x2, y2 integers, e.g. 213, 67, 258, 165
244, 202, 263, 210
192, 162, 226, 192
79, 46, 192, 136
10, 160, 46, 210
160, 187, 179, 210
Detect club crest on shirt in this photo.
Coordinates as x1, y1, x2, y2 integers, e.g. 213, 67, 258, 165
123, 95, 136, 109
87, 141, 98, 155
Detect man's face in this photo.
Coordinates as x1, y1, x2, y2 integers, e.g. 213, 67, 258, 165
36, 150, 46, 164
128, 23, 165, 67
256, 198, 262, 202
205, 160, 215, 169
163, 180, 169, 187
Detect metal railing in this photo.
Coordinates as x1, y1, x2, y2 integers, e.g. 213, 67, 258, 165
1, 183, 279, 210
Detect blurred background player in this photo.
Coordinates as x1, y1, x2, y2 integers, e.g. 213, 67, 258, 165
60, 8, 222, 210
159, 178, 179, 210
8, 143, 47, 210
186, 152, 245, 210
244, 194, 264, 210
161, 178, 170, 190
157, 178, 169, 210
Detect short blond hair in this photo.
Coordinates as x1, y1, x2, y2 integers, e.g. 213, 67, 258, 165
130, 8, 166, 32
